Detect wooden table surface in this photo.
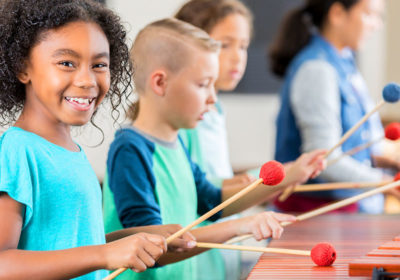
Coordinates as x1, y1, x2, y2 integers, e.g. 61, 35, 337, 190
247, 214, 400, 279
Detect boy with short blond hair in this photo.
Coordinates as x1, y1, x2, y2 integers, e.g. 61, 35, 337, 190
104, 18, 322, 280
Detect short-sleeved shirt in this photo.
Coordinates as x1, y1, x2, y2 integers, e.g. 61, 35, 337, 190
0, 127, 107, 280
105, 126, 222, 280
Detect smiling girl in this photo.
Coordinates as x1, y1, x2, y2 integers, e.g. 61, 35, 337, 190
0, 0, 170, 279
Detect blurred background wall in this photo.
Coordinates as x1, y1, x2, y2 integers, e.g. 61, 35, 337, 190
73, 0, 400, 180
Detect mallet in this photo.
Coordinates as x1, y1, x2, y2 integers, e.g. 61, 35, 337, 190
228, 177, 400, 244
104, 161, 285, 280
196, 242, 336, 266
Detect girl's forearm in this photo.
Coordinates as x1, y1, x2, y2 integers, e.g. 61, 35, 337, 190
0, 246, 106, 280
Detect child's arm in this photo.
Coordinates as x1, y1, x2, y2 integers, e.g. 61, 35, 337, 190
372, 155, 400, 170
222, 173, 256, 188
220, 150, 326, 217
157, 211, 296, 265
0, 193, 166, 280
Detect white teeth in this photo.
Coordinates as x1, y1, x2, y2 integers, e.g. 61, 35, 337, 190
65, 97, 94, 105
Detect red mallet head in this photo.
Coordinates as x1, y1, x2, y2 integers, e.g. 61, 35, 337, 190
310, 242, 336, 266
384, 123, 400, 141
394, 172, 400, 191
259, 161, 285, 185
394, 172, 400, 182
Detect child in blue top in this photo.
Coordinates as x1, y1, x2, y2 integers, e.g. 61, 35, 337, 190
105, 18, 325, 280
0, 1, 196, 279
269, 0, 397, 213
175, 2, 327, 279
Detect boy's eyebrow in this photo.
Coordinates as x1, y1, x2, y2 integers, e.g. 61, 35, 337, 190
52, 49, 110, 60
219, 35, 249, 42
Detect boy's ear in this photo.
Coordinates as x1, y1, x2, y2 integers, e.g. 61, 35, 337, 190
17, 63, 31, 84
150, 69, 168, 97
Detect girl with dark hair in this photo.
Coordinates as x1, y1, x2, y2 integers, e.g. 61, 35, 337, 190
0, 0, 200, 278
271, 0, 398, 213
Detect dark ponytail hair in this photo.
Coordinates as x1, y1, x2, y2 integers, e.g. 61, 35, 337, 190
269, 0, 360, 77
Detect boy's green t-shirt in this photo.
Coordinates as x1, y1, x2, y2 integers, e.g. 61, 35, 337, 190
103, 127, 223, 280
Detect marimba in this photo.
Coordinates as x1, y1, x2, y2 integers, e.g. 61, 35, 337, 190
247, 214, 400, 279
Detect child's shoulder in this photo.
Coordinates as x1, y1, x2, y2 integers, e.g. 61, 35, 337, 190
0, 127, 36, 150
110, 126, 154, 152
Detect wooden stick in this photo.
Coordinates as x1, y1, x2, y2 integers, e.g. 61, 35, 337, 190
324, 100, 385, 159
284, 179, 400, 225
294, 181, 390, 192
226, 179, 400, 245
278, 184, 295, 202
281, 99, 385, 203
327, 138, 382, 166
103, 178, 264, 280
278, 174, 386, 202
196, 242, 310, 256
104, 268, 126, 280
165, 178, 264, 243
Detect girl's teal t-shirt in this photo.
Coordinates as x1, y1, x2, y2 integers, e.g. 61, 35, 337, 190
0, 127, 107, 279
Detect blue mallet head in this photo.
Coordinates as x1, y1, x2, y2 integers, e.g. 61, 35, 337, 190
383, 83, 400, 103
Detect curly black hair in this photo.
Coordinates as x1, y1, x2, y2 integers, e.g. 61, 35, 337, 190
0, 0, 133, 126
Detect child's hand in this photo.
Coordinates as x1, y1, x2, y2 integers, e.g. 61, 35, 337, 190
236, 211, 296, 241
103, 233, 167, 272
223, 173, 256, 188
139, 224, 197, 253
283, 150, 327, 186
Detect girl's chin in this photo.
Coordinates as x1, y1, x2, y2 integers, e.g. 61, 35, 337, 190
216, 81, 239, 92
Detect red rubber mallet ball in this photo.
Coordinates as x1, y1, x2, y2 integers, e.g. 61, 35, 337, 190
259, 160, 285, 185
395, 172, 400, 182
394, 172, 400, 191
310, 242, 337, 266
385, 122, 400, 141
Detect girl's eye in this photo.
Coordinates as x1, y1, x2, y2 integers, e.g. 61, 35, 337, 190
93, 63, 109, 69
59, 61, 74, 68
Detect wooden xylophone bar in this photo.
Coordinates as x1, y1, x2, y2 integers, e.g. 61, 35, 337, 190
349, 237, 400, 276
247, 214, 400, 279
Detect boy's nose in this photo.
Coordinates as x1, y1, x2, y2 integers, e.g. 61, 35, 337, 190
207, 87, 217, 104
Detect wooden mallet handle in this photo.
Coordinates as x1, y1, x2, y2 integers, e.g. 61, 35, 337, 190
227, 179, 400, 244
104, 178, 265, 280
324, 100, 385, 159
196, 242, 310, 256
294, 180, 390, 192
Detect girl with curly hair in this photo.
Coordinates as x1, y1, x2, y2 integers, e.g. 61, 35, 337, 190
0, 0, 199, 279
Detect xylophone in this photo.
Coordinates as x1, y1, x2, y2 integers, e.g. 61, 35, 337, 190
349, 235, 400, 277
247, 214, 400, 279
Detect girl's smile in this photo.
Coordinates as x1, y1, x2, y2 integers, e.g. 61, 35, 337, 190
18, 21, 110, 129
64, 96, 97, 111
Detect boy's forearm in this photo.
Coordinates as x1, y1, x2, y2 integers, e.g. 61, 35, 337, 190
106, 225, 171, 243
221, 183, 284, 217
0, 246, 106, 280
